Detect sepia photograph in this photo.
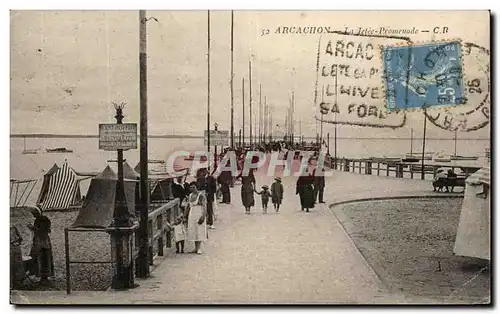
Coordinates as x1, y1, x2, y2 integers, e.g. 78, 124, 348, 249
9, 9, 491, 305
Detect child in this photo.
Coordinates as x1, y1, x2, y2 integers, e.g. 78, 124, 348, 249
271, 177, 284, 212
169, 215, 186, 253
255, 185, 271, 214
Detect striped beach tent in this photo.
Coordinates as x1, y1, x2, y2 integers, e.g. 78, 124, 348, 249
39, 161, 81, 210
36, 163, 60, 205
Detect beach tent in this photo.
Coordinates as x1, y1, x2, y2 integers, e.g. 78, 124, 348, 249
38, 161, 82, 210
133, 163, 175, 202
71, 165, 137, 228
150, 179, 173, 202
36, 163, 60, 205
453, 165, 490, 260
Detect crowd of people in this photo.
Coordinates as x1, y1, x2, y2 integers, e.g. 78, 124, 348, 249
11, 141, 327, 287
169, 141, 329, 255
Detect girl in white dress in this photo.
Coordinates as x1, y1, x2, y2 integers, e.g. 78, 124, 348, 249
185, 182, 208, 254
172, 215, 186, 253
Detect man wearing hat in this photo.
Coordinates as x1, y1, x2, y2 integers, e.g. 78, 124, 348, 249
271, 177, 284, 212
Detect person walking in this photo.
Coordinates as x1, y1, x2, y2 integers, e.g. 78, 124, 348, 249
271, 177, 284, 212
296, 173, 315, 212
196, 168, 217, 229
206, 172, 217, 229
218, 167, 232, 204
237, 168, 256, 214
184, 182, 208, 254
254, 185, 271, 214
313, 167, 326, 204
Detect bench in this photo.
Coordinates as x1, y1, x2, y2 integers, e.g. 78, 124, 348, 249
433, 176, 466, 192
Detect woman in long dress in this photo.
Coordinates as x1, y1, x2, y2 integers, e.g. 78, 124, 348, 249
237, 169, 256, 214
27, 207, 54, 283
184, 182, 208, 254
296, 173, 315, 212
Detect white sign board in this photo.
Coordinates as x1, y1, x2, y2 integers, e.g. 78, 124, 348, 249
99, 123, 138, 150
204, 130, 229, 146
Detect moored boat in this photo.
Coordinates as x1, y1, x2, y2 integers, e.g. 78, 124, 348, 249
450, 155, 479, 161
46, 147, 73, 153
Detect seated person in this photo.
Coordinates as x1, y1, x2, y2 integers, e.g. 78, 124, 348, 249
447, 169, 457, 178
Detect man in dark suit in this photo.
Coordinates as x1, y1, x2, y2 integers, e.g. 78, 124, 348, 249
197, 168, 217, 229
218, 169, 232, 204
313, 167, 326, 204
172, 176, 189, 207
206, 173, 218, 229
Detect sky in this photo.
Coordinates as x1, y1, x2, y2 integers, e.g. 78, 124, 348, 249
10, 10, 490, 139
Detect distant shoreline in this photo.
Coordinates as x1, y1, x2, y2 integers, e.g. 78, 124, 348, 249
10, 134, 490, 141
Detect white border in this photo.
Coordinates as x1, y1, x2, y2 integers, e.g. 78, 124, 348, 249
4, 1, 497, 313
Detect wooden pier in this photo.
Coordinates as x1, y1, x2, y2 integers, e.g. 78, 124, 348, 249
326, 157, 482, 180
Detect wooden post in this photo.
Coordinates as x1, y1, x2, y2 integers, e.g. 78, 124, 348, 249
65, 228, 71, 294
157, 215, 163, 256
242, 78, 245, 146
249, 61, 252, 147
421, 109, 427, 180
377, 162, 380, 176
230, 10, 234, 148
138, 9, 150, 278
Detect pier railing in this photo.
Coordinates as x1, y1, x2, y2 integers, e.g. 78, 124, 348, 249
134, 198, 181, 273
325, 157, 480, 180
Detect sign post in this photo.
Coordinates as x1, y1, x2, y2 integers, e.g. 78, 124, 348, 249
204, 129, 229, 146
102, 103, 139, 290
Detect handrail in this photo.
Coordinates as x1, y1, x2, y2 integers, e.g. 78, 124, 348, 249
135, 198, 181, 270
326, 157, 479, 180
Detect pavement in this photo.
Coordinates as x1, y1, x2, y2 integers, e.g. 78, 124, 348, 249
11, 162, 464, 304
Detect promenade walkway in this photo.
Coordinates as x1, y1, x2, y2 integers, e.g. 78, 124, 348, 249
12, 162, 450, 304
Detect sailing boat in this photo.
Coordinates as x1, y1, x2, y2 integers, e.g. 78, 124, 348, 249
404, 128, 432, 161
450, 130, 479, 161
22, 137, 38, 154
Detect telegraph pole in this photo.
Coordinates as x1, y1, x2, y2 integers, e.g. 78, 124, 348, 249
320, 85, 324, 146
137, 9, 150, 279
249, 61, 253, 147
421, 109, 427, 180
269, 104, 273, 142
230, 10, 234, 148
291, 91, 295, 144
242, 77, 245, 146
263, 96, 267, 144
207, 11, 211, 158
259, 83, 262, 145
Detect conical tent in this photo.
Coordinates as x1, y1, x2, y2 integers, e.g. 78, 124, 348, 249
71, 165, 137, 228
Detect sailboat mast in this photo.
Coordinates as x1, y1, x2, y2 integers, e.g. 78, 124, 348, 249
410, 128, 413, 155
454, 129, 457, 156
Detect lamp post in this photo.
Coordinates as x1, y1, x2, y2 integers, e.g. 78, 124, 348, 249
106, 103, 139, 290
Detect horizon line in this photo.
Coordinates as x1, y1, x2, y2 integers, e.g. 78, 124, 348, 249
10, 133, 491, 141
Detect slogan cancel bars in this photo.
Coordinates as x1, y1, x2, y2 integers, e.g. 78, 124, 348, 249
315, 32, 409, 129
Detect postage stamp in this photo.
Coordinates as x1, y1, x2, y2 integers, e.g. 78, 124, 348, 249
382, 41, 465, 112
